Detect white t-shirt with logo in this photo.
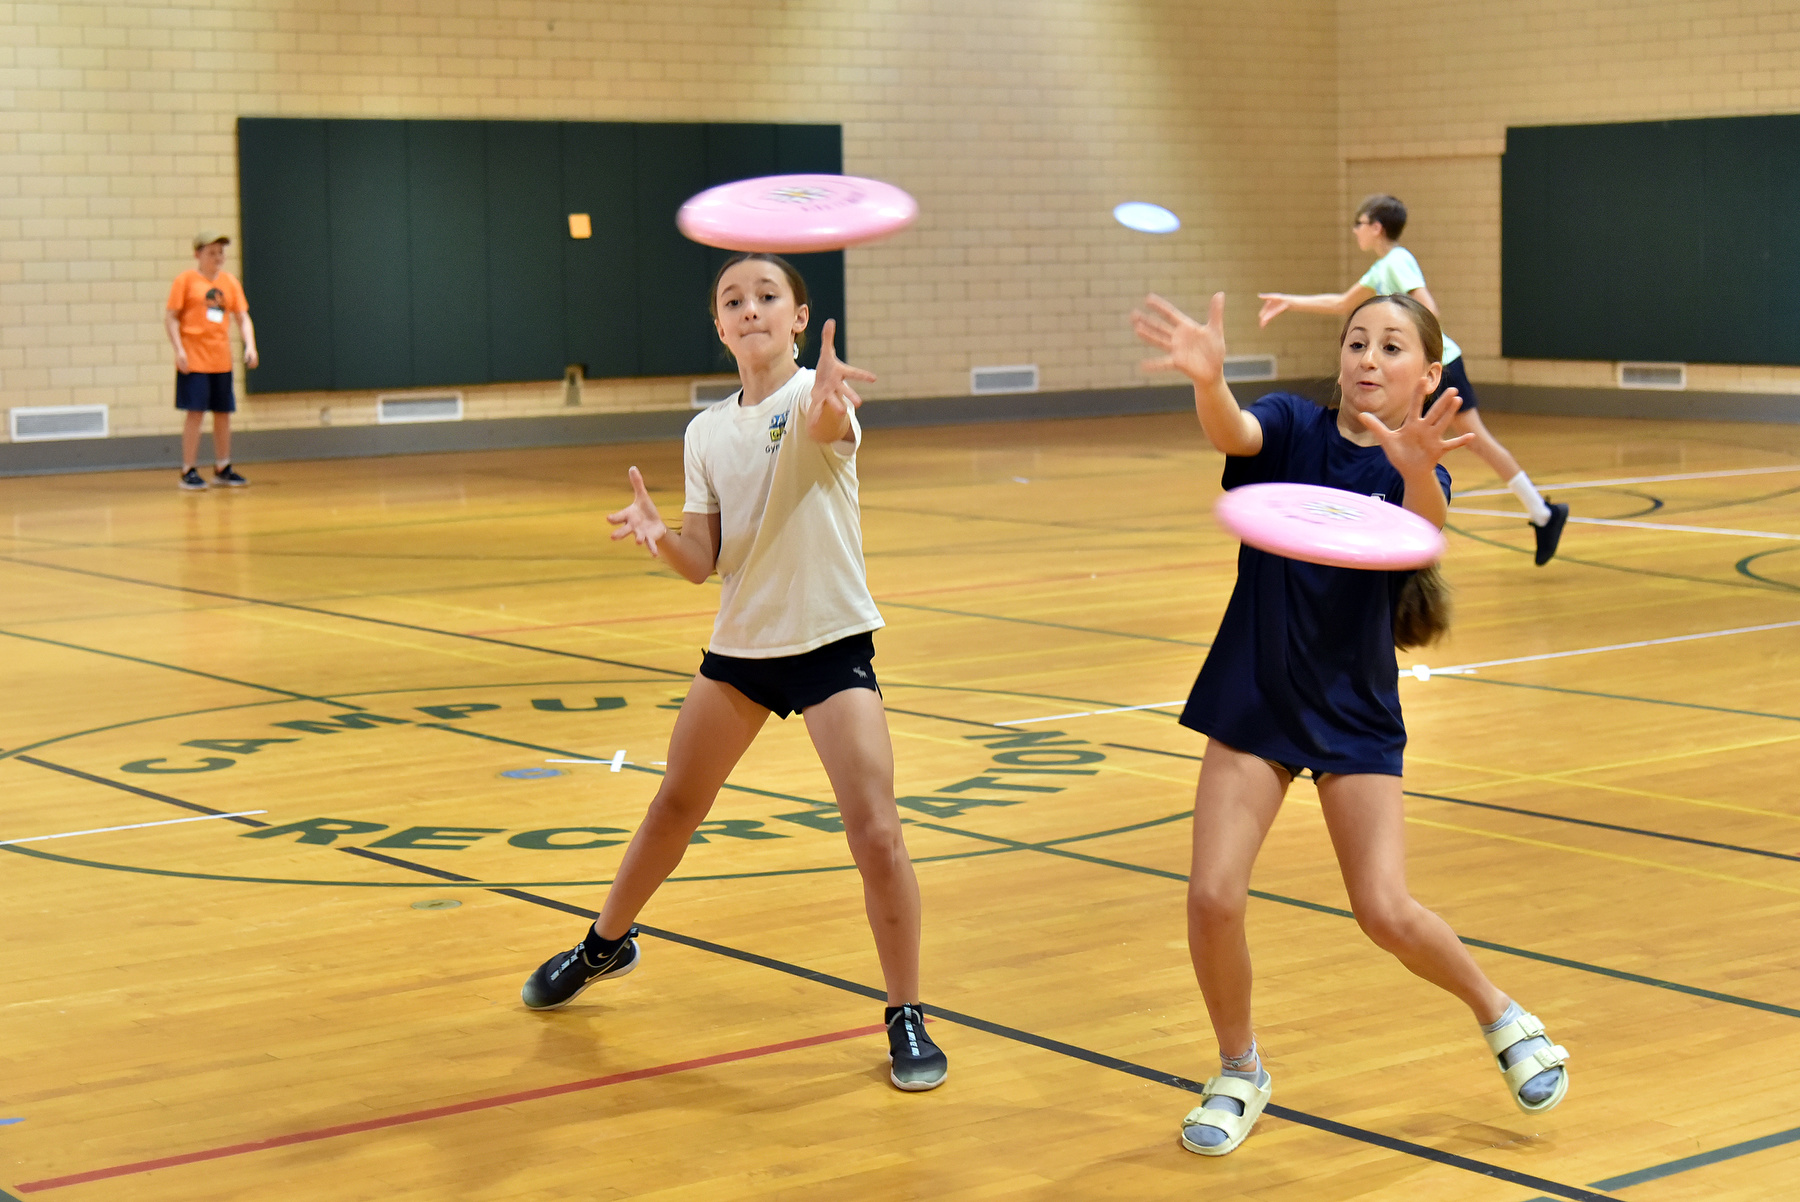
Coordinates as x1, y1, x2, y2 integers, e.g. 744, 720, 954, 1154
682, 367, 884, 658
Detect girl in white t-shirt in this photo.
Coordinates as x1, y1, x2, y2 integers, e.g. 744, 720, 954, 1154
1257, 194, 1570, 567
518, 253, 947, 1092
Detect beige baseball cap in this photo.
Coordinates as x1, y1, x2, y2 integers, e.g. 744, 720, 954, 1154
192, 230, 230, 250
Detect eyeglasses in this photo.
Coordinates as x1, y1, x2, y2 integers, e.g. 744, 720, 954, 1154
1352, 217, 1377, 229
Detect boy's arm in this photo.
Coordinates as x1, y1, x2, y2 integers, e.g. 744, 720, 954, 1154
237, 310, 259, 369
164, 310, 189, 373
1406, 285, 1440, 319
1257, 284, 1376, 326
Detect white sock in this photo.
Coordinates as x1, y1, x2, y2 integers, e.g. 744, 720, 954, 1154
1185, 1046, 1267, 1148
1508, 472, 1552, 526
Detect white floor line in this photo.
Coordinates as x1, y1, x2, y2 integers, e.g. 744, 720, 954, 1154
0, 810, 267, 847
1452, 506, 1800, 541
609, 749, 626, 773
545, 758, 608, 764
1436, 619, 1800, 674
1453, 463, 1800, 498
995, 700, 1186, 726
998, 620, 1800, 724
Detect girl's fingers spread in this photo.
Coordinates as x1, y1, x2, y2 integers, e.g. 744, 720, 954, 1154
1206, 291, 1226, 328
1140, 355, 1175, 373
843, 385, 863, 408
1143, 293, 1185, 322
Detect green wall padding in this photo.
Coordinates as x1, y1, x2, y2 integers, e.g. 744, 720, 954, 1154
1504, 115, 1800, 365
237, 118, 845, 394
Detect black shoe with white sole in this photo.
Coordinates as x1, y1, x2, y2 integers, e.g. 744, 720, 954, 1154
886, 1003, 948, 1091
520, 926, 639, 1011
1534, 501, 1570, 566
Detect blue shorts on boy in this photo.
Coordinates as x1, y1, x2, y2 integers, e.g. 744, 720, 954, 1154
175, 370, 236, 413
1179, 393, 1451, 777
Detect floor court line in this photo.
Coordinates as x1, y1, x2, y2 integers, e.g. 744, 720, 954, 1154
1453, 463, 1800, 498
0, 811, 267, 847
1453, 506, 1800, 541
1517, 1121, 1800, 1202
9, 1025, 886, 1194
1435, 619, 1800, 673
993, 622, 1800, 725
12, 751, 1786, 1197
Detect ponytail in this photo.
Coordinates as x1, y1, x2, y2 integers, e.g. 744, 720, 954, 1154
1393, 563, 1452, 649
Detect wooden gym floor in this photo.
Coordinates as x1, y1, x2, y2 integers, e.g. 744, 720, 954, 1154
3, 408, 1799, 1201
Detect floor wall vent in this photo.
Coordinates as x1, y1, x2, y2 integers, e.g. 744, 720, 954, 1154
10, 405, 109, 442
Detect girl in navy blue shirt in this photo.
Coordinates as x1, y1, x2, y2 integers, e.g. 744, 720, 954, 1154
1131, 293, 1570, 1156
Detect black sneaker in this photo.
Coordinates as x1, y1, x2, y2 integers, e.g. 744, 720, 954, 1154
520, 927, 639, 1011
178, 468, 206, 491
886, 1003, 948, 1091
212, 464, 249, 487
1534, 501, 1569, 566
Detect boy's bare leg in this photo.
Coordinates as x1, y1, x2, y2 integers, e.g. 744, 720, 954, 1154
212, 412, 232, 466
803, 687, 920, 1005
181, 409, 204, 469
1453, 410, 1523, 482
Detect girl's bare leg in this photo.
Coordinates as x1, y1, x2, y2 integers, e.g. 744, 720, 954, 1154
594, 674, 769, 939
1187, 740, 1290, 1062
1314, 772, 1507, 1023
803, 687, 920, 1005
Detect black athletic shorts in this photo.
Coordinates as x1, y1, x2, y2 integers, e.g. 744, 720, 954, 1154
699, 631, 880, 719
175, 370, 236, 413
1427, 355, 1478, 414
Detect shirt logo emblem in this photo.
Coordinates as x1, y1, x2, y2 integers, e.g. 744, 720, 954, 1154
767, 412, 787, 450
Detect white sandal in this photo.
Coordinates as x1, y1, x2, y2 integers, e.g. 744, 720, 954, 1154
1179, 1073, 1272, 1156
1483, 1008, 1569, 1114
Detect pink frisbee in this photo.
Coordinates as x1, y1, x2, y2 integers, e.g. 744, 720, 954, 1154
1213, 482, 1445, 570
676, 173, 918, 253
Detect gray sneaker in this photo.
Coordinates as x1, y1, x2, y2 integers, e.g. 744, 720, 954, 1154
886, 1003, 948, 1091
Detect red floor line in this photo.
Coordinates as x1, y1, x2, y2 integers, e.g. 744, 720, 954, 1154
13, 1023, 884, 1193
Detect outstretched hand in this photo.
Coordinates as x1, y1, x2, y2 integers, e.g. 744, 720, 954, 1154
1131, 292, 1227, 386
607, 466, 669, 557
1255, 294, 1291, 327
808, 318, 876, 440
1358, 389, 1475, 479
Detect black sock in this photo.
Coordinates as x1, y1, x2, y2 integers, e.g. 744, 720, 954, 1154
580, 925, 626, 963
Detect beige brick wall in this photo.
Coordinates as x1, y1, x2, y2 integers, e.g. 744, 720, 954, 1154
0, 0, 1343, 441
1338, 0, 1800, 397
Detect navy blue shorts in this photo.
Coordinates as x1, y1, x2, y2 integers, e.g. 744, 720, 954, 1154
1427, 356, 1478, 413
175, 371, 236, 413
699, 631, 879, 719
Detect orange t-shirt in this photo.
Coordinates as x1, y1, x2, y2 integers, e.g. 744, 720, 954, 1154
166, 269, 248, 374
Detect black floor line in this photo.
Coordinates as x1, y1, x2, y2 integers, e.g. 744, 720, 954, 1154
0, 555, 691, 679
1409, 789, 1800, 864
14, 756, 271, 828
0, 628, 358, 710
466, 884, 1618, 1201
21, 749, 1799, 1199
1106, 740, 1800, 869
901, 820, 1800, 1021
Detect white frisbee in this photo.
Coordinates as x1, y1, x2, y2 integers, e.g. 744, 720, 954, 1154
1113, 201, 1181, 234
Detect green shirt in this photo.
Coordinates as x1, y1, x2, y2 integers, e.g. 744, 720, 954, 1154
1357, 246, 1462, 365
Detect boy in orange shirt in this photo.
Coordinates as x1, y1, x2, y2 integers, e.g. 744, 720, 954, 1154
165, 232, 259, 489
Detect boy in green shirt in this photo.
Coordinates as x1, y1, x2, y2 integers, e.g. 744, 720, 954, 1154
1258, 195, 1568, 565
